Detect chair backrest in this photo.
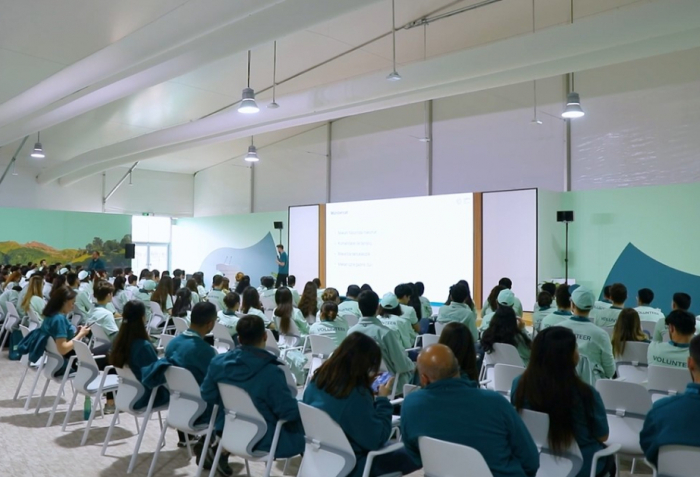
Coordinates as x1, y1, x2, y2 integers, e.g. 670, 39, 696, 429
72, 340, 100, 394
615, 341, 650, 384
5, 302, 20, 323
90, 324, 112, 347
658, 445, 700, 477
298, 403, 356, 477
111, 295, 123, 312
275, 314, 302, 348
519, 409, 549, 451
158, 333, 175, 350
19, 325, 31, 365
647, 365, 690, 399
260, 296, 276, 313
173, 317, 189, 334
19, 325, 30, 338
340, 314, 358, 328
419, 437, 493, 477
164, 366, 208, 431
213, 322, 235, 349
421, 334, 440, 348
308, 335, 337, 358
2, 313, 18, 333
42, 337, 68, 379
595, 379, 652, 417
434, 321, 446, 336
520, 409, 583, 477
217, 383, 268, 458
26, 307, 42, 327
148, 302, 165, 328
481, 342, 523, 385
265, 329, 281, 356
639, 320, 657, 340
114, 365, 147, 413
493, 364, 525, 396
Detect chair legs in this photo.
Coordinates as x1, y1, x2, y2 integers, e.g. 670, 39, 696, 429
13, 367, 29, 401
101, 409, 120, 456
80, 396, 99, 446
147, 418, 169, 477
46, 374, 71, 427
207, 441, 225, 477
24, 363, 44, 410
61, 388, 80, 431
34, 378, 51, 415
127, 411, 153, 474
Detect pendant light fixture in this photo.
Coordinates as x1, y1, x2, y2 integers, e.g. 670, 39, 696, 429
562, 0, 585, 119
268, 41, 280, 109
386, 0, 402, 81
31, 132, 45, 158
238, 50, 260, 114
244, 137, 260, 162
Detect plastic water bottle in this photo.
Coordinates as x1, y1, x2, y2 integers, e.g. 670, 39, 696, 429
83, 396, 92, 420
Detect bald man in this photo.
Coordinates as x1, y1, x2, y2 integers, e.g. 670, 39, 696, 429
399, 345, 539, 477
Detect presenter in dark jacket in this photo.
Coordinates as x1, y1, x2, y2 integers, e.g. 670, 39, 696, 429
275, 244, 289, 288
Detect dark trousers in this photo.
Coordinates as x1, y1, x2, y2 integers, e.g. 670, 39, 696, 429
275, 274, 288, 288
370, 446, 421, 476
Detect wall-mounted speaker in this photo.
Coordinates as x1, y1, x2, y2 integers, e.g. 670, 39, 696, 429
273, 221, 284, 230
557, 211, 574, 222
125, 243, 136, 259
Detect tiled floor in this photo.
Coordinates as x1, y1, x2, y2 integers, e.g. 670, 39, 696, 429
0, 356, 650, 476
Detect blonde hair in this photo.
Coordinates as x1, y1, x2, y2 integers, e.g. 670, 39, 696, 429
322, 288, 339, 304
21, 276, 44, 313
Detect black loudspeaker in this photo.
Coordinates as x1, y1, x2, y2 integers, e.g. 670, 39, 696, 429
125, 243, 136, 259
273, 221, 284, 230
557, 211, 574, 222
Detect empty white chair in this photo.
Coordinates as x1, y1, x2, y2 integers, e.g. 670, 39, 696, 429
62, 340, 119, 445
297, 402, 404, 477
419, 437, 493, 477
304, 335, 338, 388
172, 316, 189, 335
34, 337, 77, 427
147, 302, 174, 335
147, 367, 219, 477
479, 343, 524, 389
434, 321, 446, 336
208, 383, 296, 477
0, 302, 20, 350
101, 366, 168, 474
413, 334, 439, 348
657, 445, 700, 477
647, 365, 690, 402
595, 379, 652, 472
493, 364, 525, 398
340, 313, 359, 328
615, 341, 649, 385
156, 333, 175, 351
212, 322, 235, 352
13, 325, 45, 405
639, 320, 657, 340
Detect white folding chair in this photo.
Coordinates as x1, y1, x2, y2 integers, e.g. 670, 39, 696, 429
148, 302, 175, 335
656, 445, 700, 477
209, 383, 296, 477
147, 367, 219, 477
639, 320, 657, 340
26, 307, 43, 329
101, 366, 168, 474
172, 316, 189, 335
265, 329, 281, 357
340, 313, 358, 328
89, 323, 112, 348
212, 322, 235, 352
434, 321, 446, 336
419, 437, 493, 477
492, 364, 525, 398
304, 335, 338, 388
595, 379, 653, 473
71, 305, 87, 327
647, 365, 690, 402
62, 340, 119, 445
520, 409, 621, 477
13, 325, 45, 404
156, 333, 175, 352
479, 343, 524, 390
615, 341, 649, 385
0, 303, 20, 350
34, 337, 77, 427
413, 334, 439, 348
112, 295, 124, 313
297, 402, 404, 477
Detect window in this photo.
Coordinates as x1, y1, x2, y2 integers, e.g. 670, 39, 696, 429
131, 216, 171, 271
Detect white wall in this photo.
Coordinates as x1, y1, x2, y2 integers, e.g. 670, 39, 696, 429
194, 162, 251, 217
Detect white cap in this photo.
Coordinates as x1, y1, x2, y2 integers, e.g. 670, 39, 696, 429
78, 270, 89, 281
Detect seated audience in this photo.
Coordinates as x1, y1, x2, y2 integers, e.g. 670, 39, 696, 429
415, 281, 433, 320
112, 276, 128, 313
481, 306, 532, 366
171, 287, 193, 321
20, 275, 45, 323
394, 283, 419, 333
512, 327, 612, 477
531, 291, 554, 333
185, 278, 201, 305
558, 287, 616, 382
593, 285, 613, 311
337, 284, 362, 318
309, 301, 348, 347
86, 281, 119, 341
302, 332, 395, 477
217, 292, 241, 337
193, 272, 206, 298
377, 293, 414, 349
317, 288, 341, 325
348, 290, 415, 391
298, 281, 319, 323
286, 275, 300, 305
653, 292, 691, 342
398, 344, 539, 477
479, 286, 509, 332
611, 308, 649, 358
591, 283, 626, 330
437, 283, 478, 343
634, 288, 665, 325
200, 315, 305, 460
483, 277, 524, 317
68, 272, 93, 318
540, 284, 573, 330
125, 274, 139, 296
240, 287, 271, 328
438, 322, 478, 385
234, 275, 251, 295
647, 310, 696, 369
259, 275, 276, 302
640, 334, 700, 467
150, 275, 173, 315
207, 275, 226, 310
274, 287, 309, 342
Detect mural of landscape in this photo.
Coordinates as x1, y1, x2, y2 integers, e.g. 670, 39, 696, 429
0, 235, 132, 268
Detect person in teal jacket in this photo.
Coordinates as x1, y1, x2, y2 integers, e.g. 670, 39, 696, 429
640, 334, 700, 467
302, 332, 397, 477
200, 314, 305, 459
109, 300, 169, 411
512, 327, 613, 477
396, 344, 539, 477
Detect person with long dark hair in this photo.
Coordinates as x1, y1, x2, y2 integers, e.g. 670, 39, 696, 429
309, 301, 348, 347
40, 287, 91, 369
150, 275, 173, 315
512, 327, 612, 477
298, 281, 319, 321
438, 322, 478, 384
234, 275, 251, 295
185, 278, 201, 305
438, 283, 478, 344
479, 285, 506, 331
274, 287, 309, 338
611, 308, 648, 358
302, 332, 397, 477
241, 287, 271, 327
171, 287, 193, 319
112, 275, 127, 313
481, 306, 532, 366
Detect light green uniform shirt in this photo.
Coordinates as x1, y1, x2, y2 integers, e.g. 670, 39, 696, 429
483, 297, 523, 317
437, 302, 478, 342
540, 310, 573, 330
244, 306, 271, 327
287, 287, 301, 306
87, 305, 119, 338
75, 288, 94, 316
532, 305, 557, 332
557, 316, 616, 380
635, 306, 665, 324
592, 306, 623, 330
647, 341, 690, 369
337, 299, 361, 318
207, 289, 226, 311
479, 311, 495, 332
593, 300, 612, 311
217, 310, 240, 337
399, 304, 418, 343
132, 291, 153, 321
309, 320, 348, 348
419, 296, 433, 319
378, 314, 415, 349
349, 316, 415, 390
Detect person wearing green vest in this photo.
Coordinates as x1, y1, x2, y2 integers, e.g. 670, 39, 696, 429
591, 283, 626, 330
648, 309, 695, 369
653, 292, 691, 342
437, 282, 478, 343
557, 287, 615, 382
539, 284, 574, 331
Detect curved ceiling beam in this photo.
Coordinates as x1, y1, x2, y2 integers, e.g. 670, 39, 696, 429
40, 0, 700, 186
0, 0, 383, 147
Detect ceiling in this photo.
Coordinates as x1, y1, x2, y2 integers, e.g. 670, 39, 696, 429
0, 0, 688, 181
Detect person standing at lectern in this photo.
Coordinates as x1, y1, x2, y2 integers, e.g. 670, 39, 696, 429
276, 244, 289, 288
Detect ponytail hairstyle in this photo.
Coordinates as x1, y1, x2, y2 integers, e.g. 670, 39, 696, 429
320, 301, 339, 321
274, 287, 295, 334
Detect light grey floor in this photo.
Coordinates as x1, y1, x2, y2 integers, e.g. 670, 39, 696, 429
0, 356, 649, 476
